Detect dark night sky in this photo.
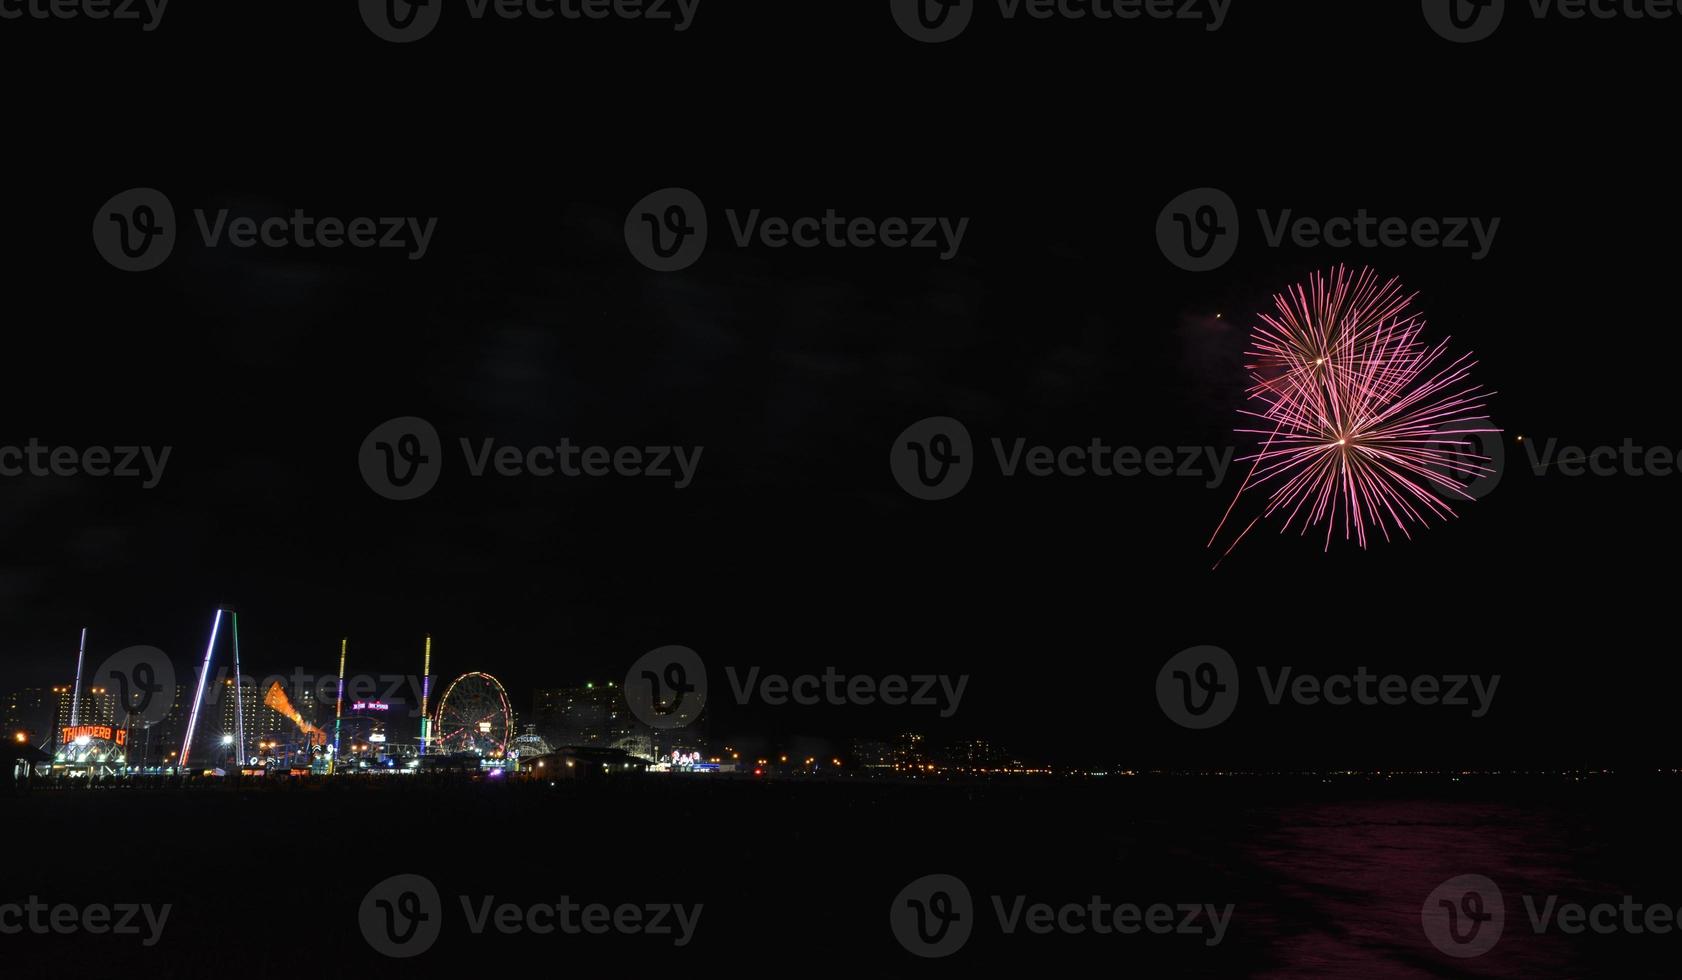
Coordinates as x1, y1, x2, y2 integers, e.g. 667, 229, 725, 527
2, 1, 1677, 769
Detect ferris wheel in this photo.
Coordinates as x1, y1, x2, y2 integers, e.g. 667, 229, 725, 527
432, 672, 513, 757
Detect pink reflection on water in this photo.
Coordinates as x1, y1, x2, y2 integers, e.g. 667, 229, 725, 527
1242, 800, 1603, 978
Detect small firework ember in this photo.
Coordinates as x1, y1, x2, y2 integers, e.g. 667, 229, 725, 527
1210, 266, 1498, 560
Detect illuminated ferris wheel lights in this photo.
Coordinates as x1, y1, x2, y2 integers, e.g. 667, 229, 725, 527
433, 671, 514, 759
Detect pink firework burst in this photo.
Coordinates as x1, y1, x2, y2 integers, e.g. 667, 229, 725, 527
1209, 266, 1498, 561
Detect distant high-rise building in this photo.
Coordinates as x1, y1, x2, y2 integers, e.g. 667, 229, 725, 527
852, 739, 895, 771
52, 683, 120, 746
893, 732, 926, 770
3, 687, 55, 746
146, 685, 190, 764
280, 682, 323, 751
852, 733, 928, 773
290, 684, 320, 725
532, 682, 640, 750
214, 678, 263, 762
203, 677, 327, 763
941, 737, 1000, 771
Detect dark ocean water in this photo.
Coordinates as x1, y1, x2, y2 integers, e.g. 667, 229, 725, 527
3, 776, 1676, 977
1239, 800, 1607, 977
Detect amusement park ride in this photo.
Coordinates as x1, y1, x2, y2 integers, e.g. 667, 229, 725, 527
48, 608, 521, 777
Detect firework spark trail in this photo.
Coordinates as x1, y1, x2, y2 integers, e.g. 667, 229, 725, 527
1210, 266, 1498, 563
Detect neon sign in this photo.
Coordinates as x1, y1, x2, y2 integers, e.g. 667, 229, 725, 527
62, 725, 127, 746
350, 701, 390, 712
